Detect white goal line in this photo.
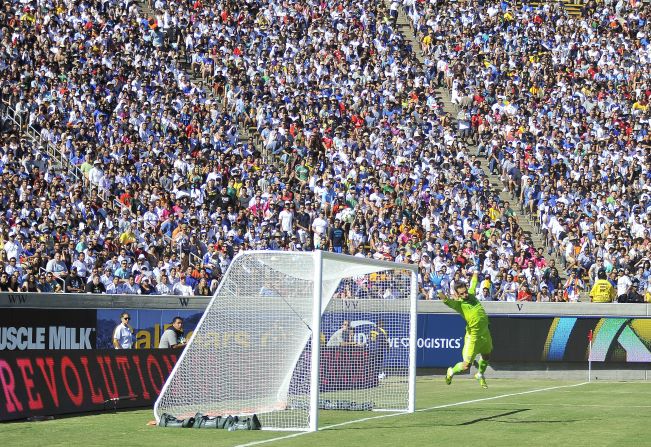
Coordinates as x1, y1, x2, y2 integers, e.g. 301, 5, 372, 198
236, 382, 589, 447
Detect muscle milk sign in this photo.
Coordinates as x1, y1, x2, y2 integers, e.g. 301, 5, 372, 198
0, 310, 97, 351
0, 326, 93, 350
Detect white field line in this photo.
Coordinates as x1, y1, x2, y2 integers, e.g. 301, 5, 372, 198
236, 382, 589, 447
479, 402, 651, 409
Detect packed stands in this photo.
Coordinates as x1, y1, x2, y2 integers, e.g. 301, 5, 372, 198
1, 0, 649, 302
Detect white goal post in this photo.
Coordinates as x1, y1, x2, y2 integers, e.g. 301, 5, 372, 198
154, 250, 418, 431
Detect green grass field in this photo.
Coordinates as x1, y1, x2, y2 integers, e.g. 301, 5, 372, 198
3, 378, 649, 447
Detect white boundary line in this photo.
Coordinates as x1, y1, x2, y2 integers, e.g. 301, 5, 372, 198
479, 402, 651, 409
236, 382, 588, 447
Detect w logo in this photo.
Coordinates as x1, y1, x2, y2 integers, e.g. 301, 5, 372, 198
7, 294, 26, 304
178, 297, 190, 307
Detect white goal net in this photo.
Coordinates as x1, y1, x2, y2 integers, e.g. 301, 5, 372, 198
154, 250, 417, 431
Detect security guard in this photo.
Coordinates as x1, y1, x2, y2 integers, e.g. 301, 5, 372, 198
589, 269, 616, 303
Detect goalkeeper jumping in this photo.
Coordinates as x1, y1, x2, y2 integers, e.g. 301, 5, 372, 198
438, 271, 492, 389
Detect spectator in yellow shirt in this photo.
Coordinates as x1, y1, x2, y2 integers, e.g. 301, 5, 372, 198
589, 269, 616, 303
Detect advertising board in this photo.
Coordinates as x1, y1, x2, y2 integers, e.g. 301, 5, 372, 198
0, 349, 178, 421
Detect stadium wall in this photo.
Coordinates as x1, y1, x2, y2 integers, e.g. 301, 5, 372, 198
1, 294, 649, 380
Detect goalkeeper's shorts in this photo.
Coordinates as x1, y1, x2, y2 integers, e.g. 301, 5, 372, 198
462, 332, 493, 364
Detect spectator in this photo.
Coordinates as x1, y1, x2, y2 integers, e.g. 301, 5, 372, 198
616, 270, 634, 303
140, 277, 157, 295
20, 273, 41, 293
106, 277, 122, 295
45, 252, 68, 280
121, 276, 141, 295
563, 271, 585, 303
65, 268, 85, 294
158, 317, 187, 349
2, 0, 648, 303
194, 278, 211, 296
589, 269, 616, 303
537, 284, 552, 303
113, 313, 135, 350
86, 275, 107, 294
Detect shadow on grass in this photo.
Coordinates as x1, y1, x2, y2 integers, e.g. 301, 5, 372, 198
328, 407, 583, 431
458, 409, 529, 425
494, 419, 582, 424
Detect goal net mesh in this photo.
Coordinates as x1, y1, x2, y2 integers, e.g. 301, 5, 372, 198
154, 251, 414, 430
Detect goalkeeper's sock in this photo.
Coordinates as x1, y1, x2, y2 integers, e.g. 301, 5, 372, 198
451, 362, 465, 375
478, 359, 488, 375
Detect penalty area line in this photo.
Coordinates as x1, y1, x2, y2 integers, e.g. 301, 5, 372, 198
235, 382, 589, 447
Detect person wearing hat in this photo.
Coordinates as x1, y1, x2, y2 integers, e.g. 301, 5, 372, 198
88, 160, 104, 186
3, 231, 22, 262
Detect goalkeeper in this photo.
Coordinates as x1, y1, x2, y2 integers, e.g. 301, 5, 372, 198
438, 270, 492, 388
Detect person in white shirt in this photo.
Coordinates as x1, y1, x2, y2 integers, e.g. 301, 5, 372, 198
120, 276, 141, 295
278, 203, 294, 235
501, 274, 519, 302
131, 254, 151, 274
71, 252, 89, 278
88, 161, 105, 186
106, 277, 122, 294
100, 268, 113, 288
46, 252, 68, 279
311, 211, 328, 249
617, 270, 633, 301
3, 232, 21, 261
156, 274, 174, 295
113, 313, 135, 349
173, 276, 193, 296
142, 203, 159, 230
5, 258, 22, 277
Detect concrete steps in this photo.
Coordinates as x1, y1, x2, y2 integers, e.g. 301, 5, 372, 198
393, 4, 566, 277
529, 0, 584, 17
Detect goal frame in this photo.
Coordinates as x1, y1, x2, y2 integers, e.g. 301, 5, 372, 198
154, 250, 418, 431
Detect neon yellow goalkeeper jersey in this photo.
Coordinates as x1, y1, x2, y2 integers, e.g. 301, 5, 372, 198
443, 276, 490, 337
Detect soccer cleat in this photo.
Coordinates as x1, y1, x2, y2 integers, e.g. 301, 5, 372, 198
475, 373, 488, 389
445, 367, 453, 385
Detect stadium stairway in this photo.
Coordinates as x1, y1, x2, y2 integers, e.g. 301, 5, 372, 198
529, 0, 584, 17
392, 5, 566, 278
135, 1, 255, 151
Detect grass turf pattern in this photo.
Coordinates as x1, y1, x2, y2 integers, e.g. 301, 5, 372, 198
3, 379, 648, 446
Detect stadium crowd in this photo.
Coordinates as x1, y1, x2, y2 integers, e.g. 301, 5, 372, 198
0, 0, 649, 303
406, 0, 651, 302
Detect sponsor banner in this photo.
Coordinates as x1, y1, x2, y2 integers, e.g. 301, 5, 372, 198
0, 310, 97, 351
321, 312, 410, 369
413, 315, 651, 365
415, 314, 465, 367
535, 317, 651, 363
321, 313, 466, 369
0, 349, 178, 421
96, 310, 204, 349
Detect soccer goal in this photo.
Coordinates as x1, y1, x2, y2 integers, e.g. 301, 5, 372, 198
154, 250, 417, 431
